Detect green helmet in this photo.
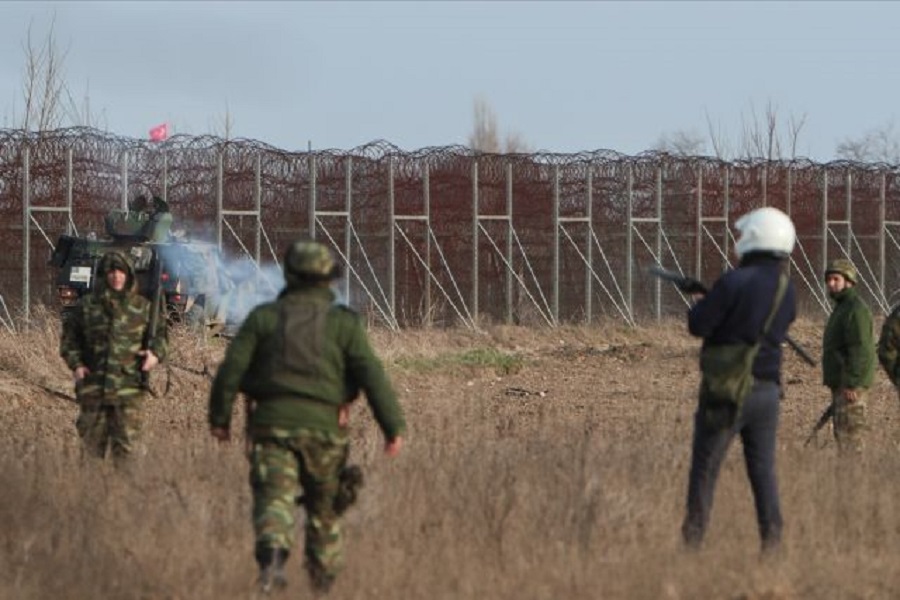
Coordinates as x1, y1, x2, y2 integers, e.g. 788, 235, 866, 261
283, 240, 340, 285
825, 258, 857, 284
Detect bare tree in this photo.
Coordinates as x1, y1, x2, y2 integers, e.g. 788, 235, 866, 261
659, 101, 807, 161
786, 111, 808, 160
469, 95, 531, 153
469, 95, 500, 153
655, 129, 706, 156
62, 78, 107, 130
14, 14, 104, 133
740, 100, 777, 160
835, 120, 900, 164
20, 16, 68, 132
504, 131, 531, 154
210, 102, 235, 140
737, 99, 808, 161
704, 109, 732, 160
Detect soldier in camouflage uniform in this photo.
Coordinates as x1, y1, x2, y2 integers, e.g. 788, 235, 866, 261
822, 258, 876, 454
60, 251, 168, 462
878, 302, 900, 399
208, 239, 405, 595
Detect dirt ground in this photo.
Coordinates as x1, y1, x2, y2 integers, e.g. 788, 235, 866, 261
2, 312, 900, 599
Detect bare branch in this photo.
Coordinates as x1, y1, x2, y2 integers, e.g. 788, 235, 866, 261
20, 19, 41, 131
16, 12, 102, 133
787, 112, 808, 159
469, 95, 500, 153
688, 101, 809, 162
62, 78, 107, 129
654, 129, 706, 156
37, 16, 68, 131
836, 120, 900, 164
765, 100, 780, 161
468, 95, 532, 154
740, 99, 766, 160
504, 131, 531, 154
210, 102, 235, 140
704, 108, 729, 160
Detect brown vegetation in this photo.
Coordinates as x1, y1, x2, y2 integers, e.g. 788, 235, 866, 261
2, 310, 900, 599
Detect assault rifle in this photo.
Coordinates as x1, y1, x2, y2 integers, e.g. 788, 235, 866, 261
803, 403, 834, 447
649, 265, 817, 367
140, 250, 164, 392
25, 378, 77, 403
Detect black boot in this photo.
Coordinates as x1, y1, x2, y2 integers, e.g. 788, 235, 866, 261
760, 533, 782, 559
681, 520, 704, 552
308, 563, 336, 596
256, 546, 289, 593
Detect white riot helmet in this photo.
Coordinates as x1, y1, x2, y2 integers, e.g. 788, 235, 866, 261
734, 207, 796, 259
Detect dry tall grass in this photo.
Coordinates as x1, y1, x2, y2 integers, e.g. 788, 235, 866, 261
2, 309, 900, 599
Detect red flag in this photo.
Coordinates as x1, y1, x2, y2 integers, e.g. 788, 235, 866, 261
149, 123, 168, 142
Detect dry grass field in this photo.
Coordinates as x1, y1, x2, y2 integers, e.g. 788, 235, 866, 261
2, 308, 900, 600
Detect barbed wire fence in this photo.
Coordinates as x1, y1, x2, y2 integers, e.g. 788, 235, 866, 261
2, 127, 900, 330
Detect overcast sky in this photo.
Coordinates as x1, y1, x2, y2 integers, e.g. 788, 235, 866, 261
1, 1, 897, 160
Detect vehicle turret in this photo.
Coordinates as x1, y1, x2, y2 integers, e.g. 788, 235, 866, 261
104, 195, 174, 242
49, 195, 230, 330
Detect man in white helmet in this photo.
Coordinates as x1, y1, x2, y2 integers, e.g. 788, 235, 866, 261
681, 207, 797, 554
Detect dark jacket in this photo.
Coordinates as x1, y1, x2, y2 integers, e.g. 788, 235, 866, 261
688, 253, 797, 384
822, 286, 875, 390
878, 304, 900, 386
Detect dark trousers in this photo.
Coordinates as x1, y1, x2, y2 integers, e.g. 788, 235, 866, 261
681, 379, 783, 550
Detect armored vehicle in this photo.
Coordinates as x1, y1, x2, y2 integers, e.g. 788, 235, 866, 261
49, 196, 228, 328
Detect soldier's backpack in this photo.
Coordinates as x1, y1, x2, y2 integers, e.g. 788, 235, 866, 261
698, 273, 788, 429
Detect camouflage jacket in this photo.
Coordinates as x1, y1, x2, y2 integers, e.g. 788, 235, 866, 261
60, 252, 168, 405
208, 285, 406, 440
822, 286, 875, 390
878, 305, 900, 386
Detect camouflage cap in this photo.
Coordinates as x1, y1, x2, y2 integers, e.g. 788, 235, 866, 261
825, 258, 857, 284
98, 251, 133, 275
284, 240, 340, 283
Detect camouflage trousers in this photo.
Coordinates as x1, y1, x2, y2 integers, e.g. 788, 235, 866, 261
832, 388, 868, 454
249, 428, 350, 580
75, 398, 144, 461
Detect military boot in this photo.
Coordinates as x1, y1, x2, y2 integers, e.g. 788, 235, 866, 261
256, 547, 289, 594
308, 564, 336, 596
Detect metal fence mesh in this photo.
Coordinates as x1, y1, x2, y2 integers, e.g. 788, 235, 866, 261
2, 128, 900, 327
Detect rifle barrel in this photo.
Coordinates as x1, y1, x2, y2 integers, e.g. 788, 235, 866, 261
785, 335, 817, 367
141, 251, 164, 390
804, 402, 834, 447
649, 264, 817, 368
647, 265, 708, 294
